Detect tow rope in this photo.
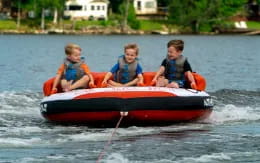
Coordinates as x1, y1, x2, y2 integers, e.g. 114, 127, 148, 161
96, 112, 128, 163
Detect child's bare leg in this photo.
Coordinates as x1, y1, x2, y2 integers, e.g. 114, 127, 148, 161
123, 78, 139, 87
166, 81, 179, 88
156, 77, 168, 87
61, 79, 72, 92
107, 80, 123, 87
70, 75, 90, 90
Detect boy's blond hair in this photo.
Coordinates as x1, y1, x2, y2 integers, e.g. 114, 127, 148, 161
167, 40, 184, 51
65, 43, 82, 55
124, 43, 139, 55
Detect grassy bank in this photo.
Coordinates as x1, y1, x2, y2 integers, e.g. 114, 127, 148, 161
247, 21, 260, 29
0, 19, 169, 32
0, 20, 17, 30
0, 19, 259, 34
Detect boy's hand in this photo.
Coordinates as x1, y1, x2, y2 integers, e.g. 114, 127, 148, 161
190, 82, 197, 90
150, 79, 156, 86
89, 81, 96, 88
50, 88, 57, 95
137, 82, 145, 86
101, 80, 108, 88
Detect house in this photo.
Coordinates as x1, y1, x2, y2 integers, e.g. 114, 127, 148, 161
64, 0, 109, 20
133, 0, 167, 20
133, 0, 157, 15
0, 0, 11, 19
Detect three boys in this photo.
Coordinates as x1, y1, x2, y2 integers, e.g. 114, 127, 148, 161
51, 40, 195, 94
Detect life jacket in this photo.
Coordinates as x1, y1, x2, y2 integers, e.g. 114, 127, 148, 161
115, 55, 138, 84
63, 58, 85, 81
165, 55, 186, 84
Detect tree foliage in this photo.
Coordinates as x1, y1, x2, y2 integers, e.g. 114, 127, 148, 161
168, 0, 247, 33
157, 0, 171, 6
119, 0, 140, 30
109, 0, 124, 13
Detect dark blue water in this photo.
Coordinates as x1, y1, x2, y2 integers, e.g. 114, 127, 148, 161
0, 35, 260, 163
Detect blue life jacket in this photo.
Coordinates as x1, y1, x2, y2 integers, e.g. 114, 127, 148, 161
65, 64, 77, 81
115, 55, 138, 84
63, 57, 85, 81
165, 55, 186, 87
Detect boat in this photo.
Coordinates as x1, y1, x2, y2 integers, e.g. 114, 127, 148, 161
40, 72, 214, 126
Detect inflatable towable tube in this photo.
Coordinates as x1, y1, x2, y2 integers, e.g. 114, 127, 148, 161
40, 72, 212, 125
43, 72, 206, 96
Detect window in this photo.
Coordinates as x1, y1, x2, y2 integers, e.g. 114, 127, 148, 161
145, 2, 154, 8
97, 6, 100, 10
68, 5, 82, 11
137, 1, 141, 10
91, 5, 95, 10
102, 6, 105, 10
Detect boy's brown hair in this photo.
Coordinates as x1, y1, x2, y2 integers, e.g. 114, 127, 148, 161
167, 40, 184, 51
65, 43, 82, 55
124, 43, 139, 55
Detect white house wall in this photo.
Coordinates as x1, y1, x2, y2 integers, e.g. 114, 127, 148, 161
64, 0, 108, 20
134, 0, 157, 15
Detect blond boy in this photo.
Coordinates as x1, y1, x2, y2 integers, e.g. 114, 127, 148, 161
51, 43, 94, 94
102, 43, 144, 87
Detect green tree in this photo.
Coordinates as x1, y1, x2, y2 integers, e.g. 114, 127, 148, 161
11, 0, 31, 28
119, 0, 140, 31
25, 0, 65, 29
157, 0, 171, 6
109, 0, 124, 13
168, 0, 247, 33
48, 0, 66, 24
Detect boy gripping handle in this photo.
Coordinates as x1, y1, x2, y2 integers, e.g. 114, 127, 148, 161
152, 40, 196, 89
102, 43, 144, 87
51, 43, 94, 94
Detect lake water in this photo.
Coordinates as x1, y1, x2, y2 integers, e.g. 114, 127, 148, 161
0, 34, 259, 163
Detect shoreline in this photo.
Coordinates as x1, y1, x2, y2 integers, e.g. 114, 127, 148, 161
0, 28, 259, 35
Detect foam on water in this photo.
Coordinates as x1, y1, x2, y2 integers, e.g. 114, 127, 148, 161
0, 91, 42, 118
0, 137, 42, 148
206, 104, 260, 124
103, 151, 257, 163
105, 153, 131, 163
0, 90, 260, 163
102, 151, 260, 163
174, 151, 260, 163
174, 153, 231, 163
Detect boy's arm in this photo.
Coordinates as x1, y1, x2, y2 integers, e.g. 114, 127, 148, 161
102, 72, 113, 85
152, 66, 165, 82
183, 60, 196, 89
137, 74, 144, 86
81, 64, 91, 74
152, 59, 167, 84
88, 73, 95, 86
81, 64, 95, 86
136, 64, 144, 85
102, 63, 119, 85
52, 64, 65, 92
185, 71, 196, 89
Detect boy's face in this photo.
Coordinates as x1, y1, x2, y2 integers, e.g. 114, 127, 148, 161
124, 48, 137, 63
167, 46, 182, 60
67, 49, 81, 63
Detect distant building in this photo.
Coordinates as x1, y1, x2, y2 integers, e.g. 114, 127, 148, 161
133, 0, 167, 20
133, 0, 157, 15
64, 0, 109, 20
0, 0, 11, 19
